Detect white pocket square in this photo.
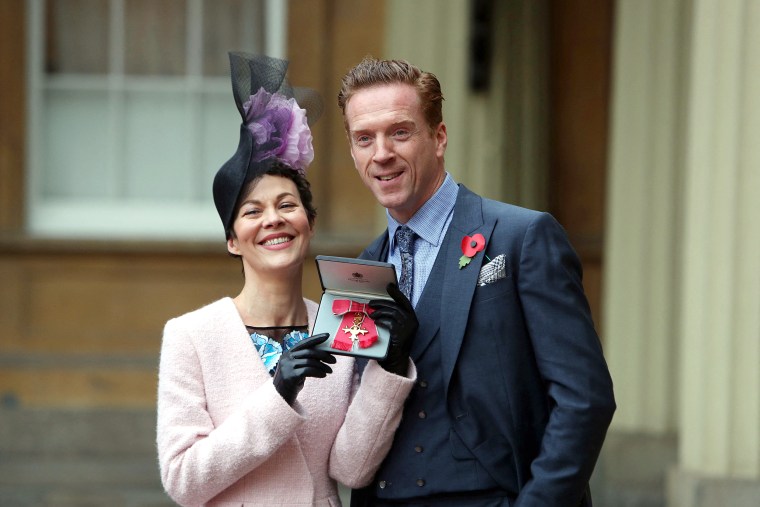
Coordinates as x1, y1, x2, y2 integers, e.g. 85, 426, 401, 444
477, 254, 507, 286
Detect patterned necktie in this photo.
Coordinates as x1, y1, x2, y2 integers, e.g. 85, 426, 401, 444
395, 226, 416, 301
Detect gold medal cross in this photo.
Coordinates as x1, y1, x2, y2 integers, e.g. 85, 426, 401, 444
342, 313, 368, 343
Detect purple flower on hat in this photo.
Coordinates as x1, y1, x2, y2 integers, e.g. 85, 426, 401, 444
242, 87, 314, 172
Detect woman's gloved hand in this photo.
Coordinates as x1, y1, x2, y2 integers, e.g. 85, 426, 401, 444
273, 333, 335, 405
369, 283, 418, 376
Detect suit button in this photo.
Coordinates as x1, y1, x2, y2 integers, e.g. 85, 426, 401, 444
378, 480, 387, 489
414, 445, 423, 453
418, 410, 426, 419
419, 380, 428, 388
416, 479, 425, 487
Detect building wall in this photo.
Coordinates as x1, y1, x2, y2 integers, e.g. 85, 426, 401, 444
0, 0, 25, 232
0, 0, 622, 504
0, 1, 382, 504
0, 0, 384, 407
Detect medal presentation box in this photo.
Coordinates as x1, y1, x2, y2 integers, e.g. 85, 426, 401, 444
312, 255, 397, 360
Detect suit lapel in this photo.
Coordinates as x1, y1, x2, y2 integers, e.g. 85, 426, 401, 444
438, 186, 495, 396
359, 232, 389, 261
359, 188, 495, 395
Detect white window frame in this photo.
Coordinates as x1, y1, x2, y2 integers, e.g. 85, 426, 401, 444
25, 0, 287, 240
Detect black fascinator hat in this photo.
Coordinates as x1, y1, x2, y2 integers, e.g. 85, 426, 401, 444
213, 52, 323, 235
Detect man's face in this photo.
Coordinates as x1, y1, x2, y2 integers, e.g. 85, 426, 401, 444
344, 83, 447, 223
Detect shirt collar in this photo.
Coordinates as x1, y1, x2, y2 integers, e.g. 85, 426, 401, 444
387, 173, 458, 249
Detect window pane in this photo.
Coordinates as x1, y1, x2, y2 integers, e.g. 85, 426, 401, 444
125, 0, 186, 75
124, 91, 192, 199
43, 90, 111, 198
46, 0, 109, 74
31, 0, 283, 238
203, 0, 265, 76
200, 93, 242, 199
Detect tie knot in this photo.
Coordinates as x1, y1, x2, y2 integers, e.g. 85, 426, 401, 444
395, 226, 415, 254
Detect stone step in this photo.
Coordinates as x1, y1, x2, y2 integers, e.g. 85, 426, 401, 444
0, 407, 156, 454
0, 407, 348, 506
0, 407, 174, 506
0, 455, 161, 487
0, 485, 176, 507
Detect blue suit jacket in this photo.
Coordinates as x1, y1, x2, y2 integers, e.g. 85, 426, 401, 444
356, 185, 615, 506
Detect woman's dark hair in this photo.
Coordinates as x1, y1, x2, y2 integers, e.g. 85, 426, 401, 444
226, 163, 317, 242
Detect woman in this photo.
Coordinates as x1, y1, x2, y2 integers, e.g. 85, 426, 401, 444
157, 53, 417, 507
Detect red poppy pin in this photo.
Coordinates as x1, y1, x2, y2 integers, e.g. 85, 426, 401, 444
459, 233, 486, 269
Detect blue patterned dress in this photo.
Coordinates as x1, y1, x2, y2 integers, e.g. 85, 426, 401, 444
246, 325, 309, 376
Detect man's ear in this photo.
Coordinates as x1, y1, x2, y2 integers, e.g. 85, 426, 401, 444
347, 134, 358, 167
435, 122, 448, 157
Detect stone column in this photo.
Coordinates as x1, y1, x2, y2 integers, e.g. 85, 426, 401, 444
668, 0, 760, 504
605, 0, 760, 504
600, 0, 688, 502
385, 0, 549, 208
605, 0, 690, 435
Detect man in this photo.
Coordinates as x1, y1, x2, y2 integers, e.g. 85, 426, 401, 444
338, 57, 616, 507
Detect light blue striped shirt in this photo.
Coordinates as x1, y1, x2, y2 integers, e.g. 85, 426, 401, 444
386, 173, 459, 307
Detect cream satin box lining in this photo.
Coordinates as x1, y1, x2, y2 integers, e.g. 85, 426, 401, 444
312, 255, 396, 360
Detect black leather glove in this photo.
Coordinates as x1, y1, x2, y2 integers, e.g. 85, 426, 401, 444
369, 283, 418, 376
273, 333, 335, 405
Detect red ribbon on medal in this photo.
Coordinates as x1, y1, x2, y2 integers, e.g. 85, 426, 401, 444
331, 299, 378, 351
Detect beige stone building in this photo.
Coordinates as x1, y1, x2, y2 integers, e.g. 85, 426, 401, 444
1, 1, 757, 505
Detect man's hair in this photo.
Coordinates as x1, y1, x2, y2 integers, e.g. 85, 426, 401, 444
337, 57, 444, 131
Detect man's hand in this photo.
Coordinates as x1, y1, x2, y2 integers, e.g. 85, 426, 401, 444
273, 333, 335, 405
369, 283, 418, 376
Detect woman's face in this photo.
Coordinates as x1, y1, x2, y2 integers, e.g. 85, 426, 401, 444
227, 174, 313, 276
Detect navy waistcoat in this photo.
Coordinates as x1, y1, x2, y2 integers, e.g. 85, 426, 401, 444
373, 242, 500, 501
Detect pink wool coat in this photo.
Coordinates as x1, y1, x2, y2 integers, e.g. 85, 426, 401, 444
157, 297, 415, 507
